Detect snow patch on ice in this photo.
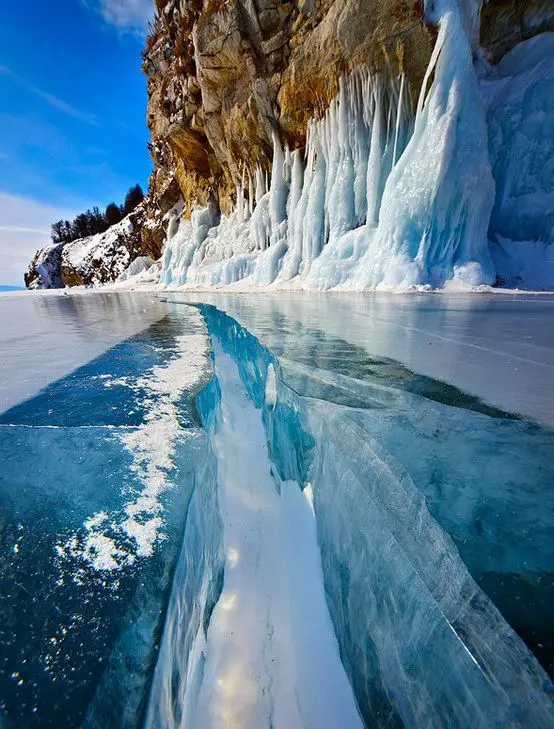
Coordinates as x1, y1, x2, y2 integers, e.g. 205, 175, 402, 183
55, 308, 212, 572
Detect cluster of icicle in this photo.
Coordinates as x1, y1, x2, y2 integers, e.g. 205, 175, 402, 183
161, 0, 496, 291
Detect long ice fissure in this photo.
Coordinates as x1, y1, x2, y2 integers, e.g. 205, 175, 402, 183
188, 341, 363, 729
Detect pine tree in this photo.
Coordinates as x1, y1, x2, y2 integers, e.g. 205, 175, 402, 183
105, 202, 123, 226
122, 184, 144, 215
49, 184, 144, 244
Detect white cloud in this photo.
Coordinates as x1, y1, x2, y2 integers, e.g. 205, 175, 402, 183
33, 90, 97, 125
95, 0, 153, 33
0, 193, 76, 286
0, 67, 97, 125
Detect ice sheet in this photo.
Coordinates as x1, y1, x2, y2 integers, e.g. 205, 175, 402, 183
0, 292, 169, 414
190, 304, 553, 728
0, 301, 212, 729
170, 292, 554, 427
181, 341, 363, 729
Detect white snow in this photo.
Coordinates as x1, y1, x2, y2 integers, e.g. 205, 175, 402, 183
56, 308, 212, 572
60, 214, 137, 286
26, 241, 66, 289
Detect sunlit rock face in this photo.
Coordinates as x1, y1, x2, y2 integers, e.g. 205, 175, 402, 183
144, 0, 434, 214
144, 0, 552, 216
24, 181, 180, 289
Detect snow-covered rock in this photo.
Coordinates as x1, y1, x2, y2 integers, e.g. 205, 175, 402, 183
117, 256, 159, 283
24, 241, 66, 289
60, 215, 140, 287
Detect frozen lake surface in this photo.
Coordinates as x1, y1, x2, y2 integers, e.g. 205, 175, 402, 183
173, 292, 554, 427
0, 292, 169, 413
0, 291, 553, 728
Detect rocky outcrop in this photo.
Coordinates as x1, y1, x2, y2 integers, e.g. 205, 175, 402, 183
25, 176, 181, 289
25, 242, 67, 289
25, 0, 554, 289
143, 0, 432, 214
143, 0, 553, 217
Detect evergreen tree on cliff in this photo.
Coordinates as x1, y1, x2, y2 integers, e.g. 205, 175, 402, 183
49, 184, 144, 245
122, 184, 144, 215
105, 202, 123, 226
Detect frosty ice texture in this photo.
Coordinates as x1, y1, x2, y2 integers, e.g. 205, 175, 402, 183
1, 297, 553, 728
0, 305, 213, 729
185, 306, 553, 729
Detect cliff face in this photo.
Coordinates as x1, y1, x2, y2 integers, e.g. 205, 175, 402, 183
24, 0, 554, 288
143, 0, 553, 217
24, 179, 178, 289
144, 0, 433, 215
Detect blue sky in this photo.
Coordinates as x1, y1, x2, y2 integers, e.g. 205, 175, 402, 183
0, 0, 154, 285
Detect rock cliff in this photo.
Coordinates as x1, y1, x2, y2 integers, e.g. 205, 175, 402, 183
24, 0, 554, 288
143, 0, 553, 217
143, 0, 433, 215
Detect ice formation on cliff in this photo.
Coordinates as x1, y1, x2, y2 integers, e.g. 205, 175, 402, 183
159, 0, 553, 291
483, 32, 554, 287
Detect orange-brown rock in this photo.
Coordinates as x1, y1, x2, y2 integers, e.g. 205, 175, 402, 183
143, 0, 553, 216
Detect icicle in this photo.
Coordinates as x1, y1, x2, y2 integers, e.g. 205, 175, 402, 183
162, 63, 423, 291
255, 166, 266, 204
248, 173, 254, 217
365, 82, 383, 227
392, 73, 405, 167
236, 184, 243, 222
287, 149, 304, 220
269, 129, 289, 231
325, 77, 356, 241
284, 145, 292, 184
280, 143, 311, 280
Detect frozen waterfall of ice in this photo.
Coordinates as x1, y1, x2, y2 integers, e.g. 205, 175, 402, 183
161, 0, 499, 291
158, 0, 554, 292
482, 33, 554, 288
352, 0, 495, 289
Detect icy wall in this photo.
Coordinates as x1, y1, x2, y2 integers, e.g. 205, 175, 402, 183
159, 2, 554, 291
484, 33, 554, 288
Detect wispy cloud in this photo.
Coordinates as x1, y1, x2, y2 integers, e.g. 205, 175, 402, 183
85, 0, 153, 35
0, 225, 51, 234
0, 66, 97, 125
0, 193, 76, 286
